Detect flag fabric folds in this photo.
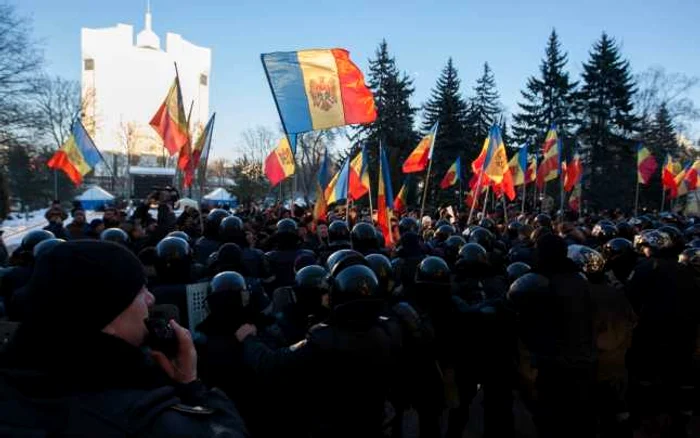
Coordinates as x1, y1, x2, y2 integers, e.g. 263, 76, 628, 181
440, 157, 461, 189
662, 155, 681, 198
403, 122, 438, 173
508, 144, 528, 187
536, 125, 560, 189
264, 137, 296, 187
183, 113, 216, 188
674, 165, 690, 198
564, 152, 582, 192
393, 178, 409, 213
348, 145, 370, 200
483, 126, 511, 185
47, 119, 101, 186
636, 143, 657, 185
525, 155, 537, 184
325, 157, 350, 205
261, 49, 376, 133
377, 145, 394, 245
684, 160, 700, 192
150, 75, 190, 156
569, 183, 582, 211
313, 148, 332, 221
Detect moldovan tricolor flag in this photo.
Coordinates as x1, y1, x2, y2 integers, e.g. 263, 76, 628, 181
525, 155, 537, 184
325, 157, 351, 205
483, 125, 515, 200
348, 145, 370, 200
264, 137, 295, 187
313, 148, 332, 222
440, 157, 461, 189
683, 159, 700, 192
393, 178, 409, 214
403, 122, 438, 173
47, 119, 101, 186
261, 49, 376, 133
674, 165, 690, 199
508, 143, 528, 186
536, 124, 560, 189
636, 143, 657, 185
662, 155, 681, 198
183, 113, 216, 188
150, 74, 190, 156
564, 152, 582, 193
377, 145, 395, 245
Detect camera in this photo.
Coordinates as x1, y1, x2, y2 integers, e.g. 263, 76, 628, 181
145, 317, 179, 358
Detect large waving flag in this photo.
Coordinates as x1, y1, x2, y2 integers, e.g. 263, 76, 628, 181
483, 126, 511, 185
394, 178, 409, 213
564, 151, 582, 192
662, 155, 681, 198
684, 159, 700, 192
471, 136, 490, 174
636, 143, 658, 185
183, 113, 216, 188
440, 157, 461, 189
536, 125, 560, 189
313, 148, 332, 221
261, 49, 376, 134
150, 74, 190, 156
348, 145, 370, 200
403, 122, 438, 173
47, 119, 102, 186
508, 143, 528, 186
674, 165, 690, 198
325, 157, 350, 205
377, 145, 395, 245
264, 137, 296, 187
525, 154, 537, 184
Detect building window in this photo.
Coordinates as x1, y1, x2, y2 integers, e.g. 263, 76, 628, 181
200, 74, 208, 86
84, 59, 95, 71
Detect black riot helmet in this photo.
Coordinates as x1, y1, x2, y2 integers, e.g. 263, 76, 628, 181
507, 221, 523, 240
456, 243, 489, 273
567, 245, 605, 282
100, 228, 130, 246
533, 213, 552, 229
155, 236, 192, 283
434, 225, 455, 243
658, 225, 685, 254
21, 230, 55, 252
444, 235, 467, 266
207, 271, 250, 318
328, 220, 350, 243
415, 256, 451, 285
214, 243, 245, 274
167, 231, 192, 245
32, 238, 66, 259
601, 237, 635, 271
679, 248, 700, 272
219, 216, 245, 243
293, 265, 331, 308
365, 254, 394, 298
325, 249, 369, 277
467, 226, 495, 252
507, 272, 550, 304
399, 217, 419, 235
435, 219, 451, 229
204, 209, 230, 238
351, 222, 378, 252
375, 229, 386, 249
615, 222, 635, 241
276, 218, 298, 235
592, 224, 618, 246
684, 224, 700, 241
634, 230, 673, 258
331, 264, 379, 308
506, 262, 531, 284
479, 218, 497, 235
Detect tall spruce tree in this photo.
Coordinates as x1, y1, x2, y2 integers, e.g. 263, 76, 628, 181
356, 39, 417, 199
577, 32, 638, 211
639, 103, 678, 209
468, 62, 501, 145
512, 29, 578, 144
421, 58, 470, 185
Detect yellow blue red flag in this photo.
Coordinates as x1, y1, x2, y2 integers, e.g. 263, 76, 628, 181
47, 119, 102, 186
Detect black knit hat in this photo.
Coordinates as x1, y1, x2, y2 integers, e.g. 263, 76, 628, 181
23, 240, 146, 332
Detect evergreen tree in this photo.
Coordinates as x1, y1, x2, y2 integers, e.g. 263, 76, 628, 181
421, 58, 470, 203
356, 40, 417, 192
512, 29, 578, 144
577, 32, 638, 211
639, 103, 678, 209
468, 62, 501, 144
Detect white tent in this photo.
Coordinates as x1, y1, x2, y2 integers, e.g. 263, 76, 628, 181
203, 188, 238, 207
75, 185, 115, 209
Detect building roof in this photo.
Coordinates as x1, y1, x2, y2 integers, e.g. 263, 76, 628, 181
76, 185, 115, 201
203, 187, 236, 201
129, 166, 176, 176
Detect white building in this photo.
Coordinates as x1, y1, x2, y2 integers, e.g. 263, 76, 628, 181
81, 4, 211, 164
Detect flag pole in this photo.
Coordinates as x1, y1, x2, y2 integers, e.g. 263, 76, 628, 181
481, 185, 491, 218
467, 170, 485, 224
367, 147, 374, 222
419, 156, 433, 222
634, 181, 640, 217
521, 182, 526, 215
503, 194, 509, 224
661, 187, 666, 212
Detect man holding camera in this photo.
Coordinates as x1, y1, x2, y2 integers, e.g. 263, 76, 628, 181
0, 240, 249, 437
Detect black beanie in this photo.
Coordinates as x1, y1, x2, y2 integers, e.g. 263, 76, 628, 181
23, 240, 146, 332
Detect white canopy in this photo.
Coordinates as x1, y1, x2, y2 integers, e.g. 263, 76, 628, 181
203, 187, 236, 201
75, 185, 115, 201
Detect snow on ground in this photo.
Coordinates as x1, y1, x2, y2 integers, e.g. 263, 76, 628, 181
1, 209, 103, 253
